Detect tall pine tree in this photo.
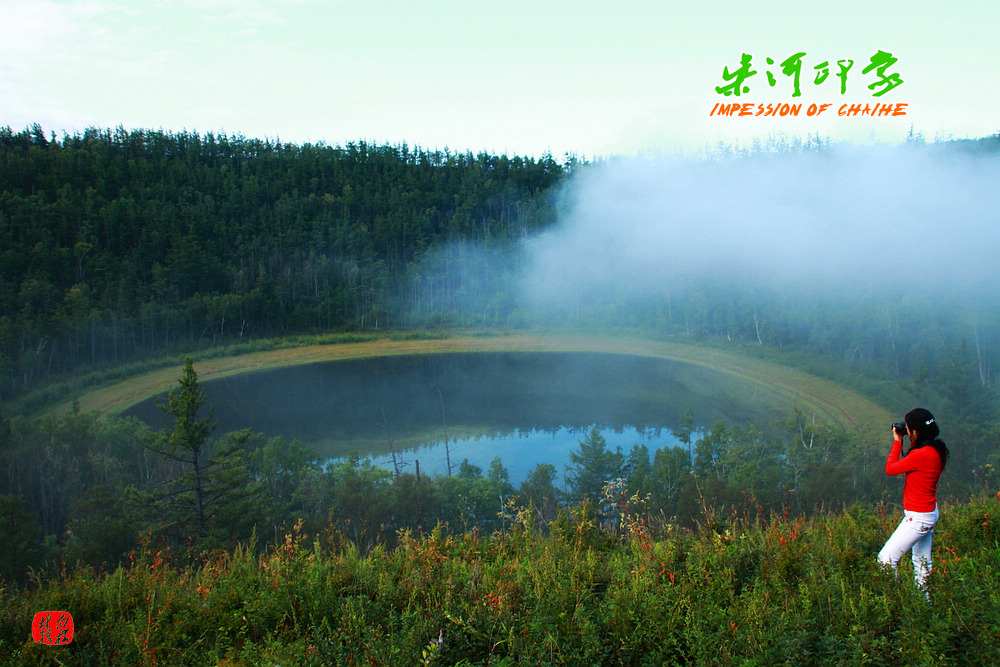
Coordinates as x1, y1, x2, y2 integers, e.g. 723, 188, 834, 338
137, 357, 262, 543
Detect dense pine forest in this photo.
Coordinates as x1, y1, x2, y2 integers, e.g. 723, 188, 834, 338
0, 124, 565, 407
2, 124, 1000, 663
2, 124, 1000, 415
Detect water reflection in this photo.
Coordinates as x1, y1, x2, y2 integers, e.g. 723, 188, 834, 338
124, 351, 777, 482
349, 425, 690, 486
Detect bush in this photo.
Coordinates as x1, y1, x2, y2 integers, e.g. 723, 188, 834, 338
1, 498, 998, 665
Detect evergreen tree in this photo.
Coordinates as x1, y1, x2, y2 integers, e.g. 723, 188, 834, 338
518, 463, 560, 521
566, 427, 624, 503
649, 445, 690, 516
136, 357, 262, 542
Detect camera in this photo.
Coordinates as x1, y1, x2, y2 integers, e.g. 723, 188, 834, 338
892, 421, 907, 434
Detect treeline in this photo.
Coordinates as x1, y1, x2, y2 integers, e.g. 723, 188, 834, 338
3, 360, 997, 585
0, 124, 565, 403
5, 123, 1000, 421
5, 124, 1000, 425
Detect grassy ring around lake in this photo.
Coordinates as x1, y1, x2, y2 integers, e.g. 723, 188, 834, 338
59, 332, 891, 442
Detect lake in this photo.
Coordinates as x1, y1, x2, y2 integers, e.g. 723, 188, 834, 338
123, 351, 779, 485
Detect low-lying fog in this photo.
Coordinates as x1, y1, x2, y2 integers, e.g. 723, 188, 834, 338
519, 142, 1000, 315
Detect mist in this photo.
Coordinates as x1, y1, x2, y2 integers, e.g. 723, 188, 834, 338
518, 142, 1000, 316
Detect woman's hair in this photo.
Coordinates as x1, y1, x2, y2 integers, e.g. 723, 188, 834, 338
905, 407, 950, 468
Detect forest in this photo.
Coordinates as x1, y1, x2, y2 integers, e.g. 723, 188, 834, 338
0, 124, 565, 407
2, 124, 1000, 413
1, 124, 1000, 663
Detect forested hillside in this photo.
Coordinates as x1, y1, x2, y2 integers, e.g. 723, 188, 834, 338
0, 124, 564, 403
3, 124, 1000, 426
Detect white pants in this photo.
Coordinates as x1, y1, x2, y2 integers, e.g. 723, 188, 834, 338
877, 506, 939, 591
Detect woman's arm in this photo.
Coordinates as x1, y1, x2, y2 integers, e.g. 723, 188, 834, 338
886, 442, 937, 476
884, 435, 905, 475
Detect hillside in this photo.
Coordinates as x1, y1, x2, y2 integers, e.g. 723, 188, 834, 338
0, 125, 564, 403
2, 494, 997, 665
4, 126, 1000, 427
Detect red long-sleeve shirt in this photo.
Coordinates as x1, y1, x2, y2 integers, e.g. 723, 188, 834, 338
885, 440, 943, 512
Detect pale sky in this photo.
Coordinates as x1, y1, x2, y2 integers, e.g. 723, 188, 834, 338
3, 0, 998, 158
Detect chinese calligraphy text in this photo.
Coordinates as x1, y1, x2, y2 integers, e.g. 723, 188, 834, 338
716, 51, 903, 98
32, 611, 75, 646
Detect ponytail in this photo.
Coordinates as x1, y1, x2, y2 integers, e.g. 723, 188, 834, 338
904, 407, 949, 469
932, 439, 950, 469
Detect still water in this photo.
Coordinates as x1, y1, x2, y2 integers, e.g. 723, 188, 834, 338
124, 351, 780, 485
374, 425, 689, 486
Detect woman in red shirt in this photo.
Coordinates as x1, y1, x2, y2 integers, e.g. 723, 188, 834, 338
877, 407, 949, 595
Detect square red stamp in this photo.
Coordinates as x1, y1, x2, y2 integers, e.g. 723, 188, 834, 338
31, 611, 74, 645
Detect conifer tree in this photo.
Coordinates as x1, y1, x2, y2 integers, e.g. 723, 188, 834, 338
151, 356, 214, 537
566, 427, 624, 503
138, 357, 262, 542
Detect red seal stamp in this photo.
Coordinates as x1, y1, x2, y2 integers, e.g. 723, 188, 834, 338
31, 611, 74, 645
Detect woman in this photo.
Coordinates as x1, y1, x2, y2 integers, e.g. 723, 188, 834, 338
877, 407, 949, 594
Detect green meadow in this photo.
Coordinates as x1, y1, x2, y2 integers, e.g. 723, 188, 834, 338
3, 490, 997, 665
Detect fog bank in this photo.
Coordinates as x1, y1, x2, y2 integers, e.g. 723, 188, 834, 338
518, 143, 1000, 313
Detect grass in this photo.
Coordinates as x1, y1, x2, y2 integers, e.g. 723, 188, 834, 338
52, 331, 891, 441
2, 495, 997, 665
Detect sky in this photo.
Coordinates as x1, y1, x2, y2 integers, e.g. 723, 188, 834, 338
2, 0, 998, 159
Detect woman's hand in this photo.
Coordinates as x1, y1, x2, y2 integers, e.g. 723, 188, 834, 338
892, 426, 903, 442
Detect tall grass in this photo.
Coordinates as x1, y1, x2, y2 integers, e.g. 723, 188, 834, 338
2, 496, 998, 665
